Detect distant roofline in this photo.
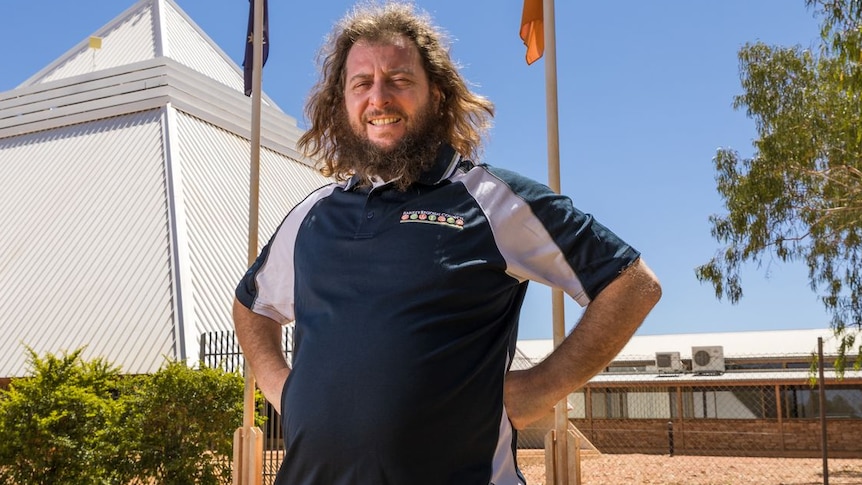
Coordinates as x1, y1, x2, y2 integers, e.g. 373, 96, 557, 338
516, 327, 846, 361
0, 57, 316, 169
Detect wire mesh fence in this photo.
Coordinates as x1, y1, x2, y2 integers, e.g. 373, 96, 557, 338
514, 339, 862, 484
202, 331, 862, 484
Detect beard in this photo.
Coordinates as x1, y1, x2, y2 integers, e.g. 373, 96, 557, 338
334, 101, 446, 191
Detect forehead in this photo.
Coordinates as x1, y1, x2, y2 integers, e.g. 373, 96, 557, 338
345, 35, 425, 75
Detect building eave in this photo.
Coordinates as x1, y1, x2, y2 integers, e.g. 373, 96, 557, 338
0, 57, 313, 168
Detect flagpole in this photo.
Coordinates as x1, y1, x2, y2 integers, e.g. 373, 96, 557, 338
244, 0, 264, 427
540, 1, 573, 484
234, 0, 265, 483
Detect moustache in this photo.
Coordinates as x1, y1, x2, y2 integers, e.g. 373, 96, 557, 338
362, 109, 406, 123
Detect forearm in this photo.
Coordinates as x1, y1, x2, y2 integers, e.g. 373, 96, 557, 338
539, 259, 660, 399
506, 258, 661, 428
233, 298, 291, 413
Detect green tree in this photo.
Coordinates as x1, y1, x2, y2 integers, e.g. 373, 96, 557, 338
0, 348, 124, 485
814, 0, 862, 93
696, 0, 862, 370
119, 360, 253, 485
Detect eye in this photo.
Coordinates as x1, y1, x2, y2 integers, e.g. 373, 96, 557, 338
391, 77, 413, 88
350, 80, 372, 91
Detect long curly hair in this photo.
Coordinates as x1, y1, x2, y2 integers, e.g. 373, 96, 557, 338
297, 2, 495, 181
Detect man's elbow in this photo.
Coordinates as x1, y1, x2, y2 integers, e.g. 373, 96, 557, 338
628, 258, 662, 311
642, 267, 662, 306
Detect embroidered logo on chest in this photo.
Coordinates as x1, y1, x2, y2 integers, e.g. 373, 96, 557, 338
400, 210, 465, 229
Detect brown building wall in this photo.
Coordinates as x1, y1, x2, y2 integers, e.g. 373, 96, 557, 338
563, 418, 862, 458
513, 374, 862, 457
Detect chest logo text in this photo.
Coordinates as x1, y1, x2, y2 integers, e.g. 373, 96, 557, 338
400, 210, 465, 229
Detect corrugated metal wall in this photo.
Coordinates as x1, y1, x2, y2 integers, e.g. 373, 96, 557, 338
0, 110, 177, 376
174, 110, 329, 337
0, 0, 330, 378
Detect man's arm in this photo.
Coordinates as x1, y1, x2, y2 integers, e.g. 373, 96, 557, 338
504, 257, 661, 429
233, 299, 291, 414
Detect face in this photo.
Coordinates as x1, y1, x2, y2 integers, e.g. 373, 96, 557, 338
343, 36, 439, 151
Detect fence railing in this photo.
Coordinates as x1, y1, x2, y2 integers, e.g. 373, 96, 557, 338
200, 329, 292, 484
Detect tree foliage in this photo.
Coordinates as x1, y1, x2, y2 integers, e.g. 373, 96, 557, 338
119, 361, 250, 485
814, 0, 862, 92
696, 0, 862, 370
0, 348, 259, 485
0, 348, 124, 485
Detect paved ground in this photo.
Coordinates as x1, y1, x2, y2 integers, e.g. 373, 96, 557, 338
517, 451, 862, 484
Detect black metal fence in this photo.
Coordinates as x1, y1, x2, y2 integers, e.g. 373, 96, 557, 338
200, 329, 293, 485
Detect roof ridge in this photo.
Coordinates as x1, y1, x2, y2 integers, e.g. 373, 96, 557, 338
14, 0, 270, 105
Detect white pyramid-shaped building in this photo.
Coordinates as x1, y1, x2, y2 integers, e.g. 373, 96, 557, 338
0, 0, 328, 378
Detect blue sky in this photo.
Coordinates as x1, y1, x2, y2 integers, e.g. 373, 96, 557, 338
1, 1, 831, 340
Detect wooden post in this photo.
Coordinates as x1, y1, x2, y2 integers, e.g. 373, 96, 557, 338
233, 427, 263, 485
567, 426, 582, 485
818, 337, 829, 485
547, 425, 584, 485
544, 429, 556, 483
234, 0, 265, 483
540, 0, 569, 483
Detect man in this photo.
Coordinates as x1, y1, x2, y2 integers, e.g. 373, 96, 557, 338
234, 3, 661, 484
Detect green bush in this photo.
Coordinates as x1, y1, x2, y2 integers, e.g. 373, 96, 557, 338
0, 348, 262, 485
0, 348, 124, 485
119, 361, 250, 485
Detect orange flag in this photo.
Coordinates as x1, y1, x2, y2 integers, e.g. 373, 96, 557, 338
520, 0, 543, 64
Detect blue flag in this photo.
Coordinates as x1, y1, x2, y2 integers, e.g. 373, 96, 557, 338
243, 0, 269, 96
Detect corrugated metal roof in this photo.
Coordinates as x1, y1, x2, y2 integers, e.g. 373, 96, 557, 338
517, 328, 847, 363
161, 1, 249, 97
22, 2, 157, 87
0, 0, 330, 378
19, 0, 273, 108
588, 368, 862, 385
515, 329, 861, 387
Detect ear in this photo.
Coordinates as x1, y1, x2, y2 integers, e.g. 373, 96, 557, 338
431, 84, 444, 112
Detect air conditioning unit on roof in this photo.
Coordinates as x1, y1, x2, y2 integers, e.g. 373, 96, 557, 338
691, 346, 725, 374
655, 351, 683, 373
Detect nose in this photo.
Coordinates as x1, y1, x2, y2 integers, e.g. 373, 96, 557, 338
368, 80, 391, 108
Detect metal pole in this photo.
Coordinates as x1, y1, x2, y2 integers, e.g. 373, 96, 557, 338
818, 337, 829, 485
667, 421, 674, 457
243, 0, 265, 430
541, 1, 568, 483
234, 2, 265, 484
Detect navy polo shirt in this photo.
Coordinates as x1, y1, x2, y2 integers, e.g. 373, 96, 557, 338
236, 145, 640, 485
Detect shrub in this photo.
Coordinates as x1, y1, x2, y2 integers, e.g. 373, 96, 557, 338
0, 348, 124, 485
119, 360, 252, 485
0, 349, 260, 485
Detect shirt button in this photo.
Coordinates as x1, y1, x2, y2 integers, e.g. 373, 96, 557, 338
366, 211, 374, 219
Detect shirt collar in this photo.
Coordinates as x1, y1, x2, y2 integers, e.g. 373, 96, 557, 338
344, 143, 462, 191
417, 143, 461, 186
